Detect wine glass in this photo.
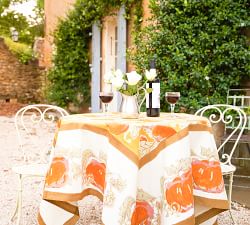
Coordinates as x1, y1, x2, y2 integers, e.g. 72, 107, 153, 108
99, 92, 114, 114
165, 92, 180, 113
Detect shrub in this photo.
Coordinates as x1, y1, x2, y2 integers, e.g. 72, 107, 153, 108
130, 0, 250, 112
3, 36, 33, 64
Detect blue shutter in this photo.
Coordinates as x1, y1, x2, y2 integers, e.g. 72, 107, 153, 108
91, 23, 101, 112
117, 5, 127, 73
116, 5, 127, 109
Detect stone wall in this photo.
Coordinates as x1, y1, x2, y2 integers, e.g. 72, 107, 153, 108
0, 37, 44, 103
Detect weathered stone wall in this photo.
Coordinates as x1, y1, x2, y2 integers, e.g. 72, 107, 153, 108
0, 37, 44, 103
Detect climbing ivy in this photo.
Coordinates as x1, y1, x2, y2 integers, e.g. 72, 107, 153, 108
47, 0, 142, 107
130, 0, 250, 112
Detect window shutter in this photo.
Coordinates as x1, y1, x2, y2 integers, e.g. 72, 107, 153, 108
91, 23, 101, 112
116, 5, 127, 109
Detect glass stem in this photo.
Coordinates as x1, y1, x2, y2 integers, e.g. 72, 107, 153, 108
170, 104, 175, 113
104, 103, 108, 113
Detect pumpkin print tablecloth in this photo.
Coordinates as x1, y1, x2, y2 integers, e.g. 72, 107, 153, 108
38, 113, 229, 225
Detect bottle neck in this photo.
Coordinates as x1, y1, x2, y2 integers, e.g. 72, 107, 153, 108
147, 78, 160, 83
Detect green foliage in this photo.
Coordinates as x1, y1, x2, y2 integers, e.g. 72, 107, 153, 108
47, 0, 142, 107
3, 36, 33, 63
130, 0, 250, 113
0, 11, 29, 36
36, 0, 44, 10
246, 106, 250, 116
0, 0, 44, 46
0, 0, 11, 13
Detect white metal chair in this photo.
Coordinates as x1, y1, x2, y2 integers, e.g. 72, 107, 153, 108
195, 104, 247, 224
11, 104, 69, 225
226, 89, 250, 167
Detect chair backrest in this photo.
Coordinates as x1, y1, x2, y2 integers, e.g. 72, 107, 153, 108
195, 104, 247, 166
14, 104, 69, 164
226, 89, 250, 132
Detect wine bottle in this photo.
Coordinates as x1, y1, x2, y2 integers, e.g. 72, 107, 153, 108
146, 59, 160, 117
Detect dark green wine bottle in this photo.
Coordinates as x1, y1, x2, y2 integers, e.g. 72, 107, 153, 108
146, 59, 160, 117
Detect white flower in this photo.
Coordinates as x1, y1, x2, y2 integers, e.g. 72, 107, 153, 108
104, 71, 114, 83
0, 12, 6, 17
111, 76, 124, 90
205, 76, 210, 81
0, 9, 11, 17
103, 69, 145, 95
10, 27, 15, 32
145, 69, 157, 81
126, 71, 142, 85
114, 69, 124, 79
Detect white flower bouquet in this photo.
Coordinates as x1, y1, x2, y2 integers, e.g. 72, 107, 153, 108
104, 69, 157, 96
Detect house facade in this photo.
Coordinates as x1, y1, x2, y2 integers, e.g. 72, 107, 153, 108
43, 0, 75, 67
43, 0, 151, 112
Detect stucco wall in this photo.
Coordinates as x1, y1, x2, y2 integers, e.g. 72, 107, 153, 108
43, 0, 151, 69
44, 0, 76, 67
127, 0, 152, 71
0, 38, 43, 103
142, 0, 152, 26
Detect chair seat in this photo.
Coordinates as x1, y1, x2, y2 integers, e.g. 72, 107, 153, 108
12, 163, 48, 177
220, 163, 236, 175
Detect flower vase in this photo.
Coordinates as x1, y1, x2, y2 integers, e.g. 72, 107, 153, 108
120, 93, 140, 119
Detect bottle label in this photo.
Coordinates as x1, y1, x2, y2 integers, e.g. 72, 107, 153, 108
146, 82, 160, 108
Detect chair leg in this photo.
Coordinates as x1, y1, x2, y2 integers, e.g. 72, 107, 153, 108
228, 172, 236, 225
229, 210, 236, 225
10, 194, 19, 221
11, 174, 23, 225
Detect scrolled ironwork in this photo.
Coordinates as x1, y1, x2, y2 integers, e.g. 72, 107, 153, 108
195, 104, 247, 167
15, 104, 69, 163
221, 153, 231, 165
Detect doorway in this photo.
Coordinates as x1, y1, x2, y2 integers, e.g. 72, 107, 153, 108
101, 15, 119, 112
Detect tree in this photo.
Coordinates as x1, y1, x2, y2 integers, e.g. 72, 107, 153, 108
0, 0, 44, 45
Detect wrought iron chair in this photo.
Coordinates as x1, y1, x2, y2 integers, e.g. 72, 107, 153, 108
195, 104, 247, 224
226, 89, 250, 167
11, 104, 69, 225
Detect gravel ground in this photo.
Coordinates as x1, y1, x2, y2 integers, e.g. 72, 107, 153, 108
0, 116, 249, 225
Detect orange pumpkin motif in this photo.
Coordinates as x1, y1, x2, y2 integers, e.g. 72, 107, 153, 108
131, 201, 154, 225
165, 170, 193, 213
192, 159, 224, 193
86, 159, 106, 192
152, 125, 176, 141
140, 135, 148, 142
45, 157, 69, 188
107, 123, 129, 135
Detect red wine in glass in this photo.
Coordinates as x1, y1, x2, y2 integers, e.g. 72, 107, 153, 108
99, 95, 113, 103
99, 92, 113, 113
165, 92, 180, 113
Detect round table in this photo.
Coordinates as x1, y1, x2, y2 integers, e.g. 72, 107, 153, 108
38, 113, 229, 225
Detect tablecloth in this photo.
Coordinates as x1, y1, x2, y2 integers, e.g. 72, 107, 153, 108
38, 113, 229, 225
